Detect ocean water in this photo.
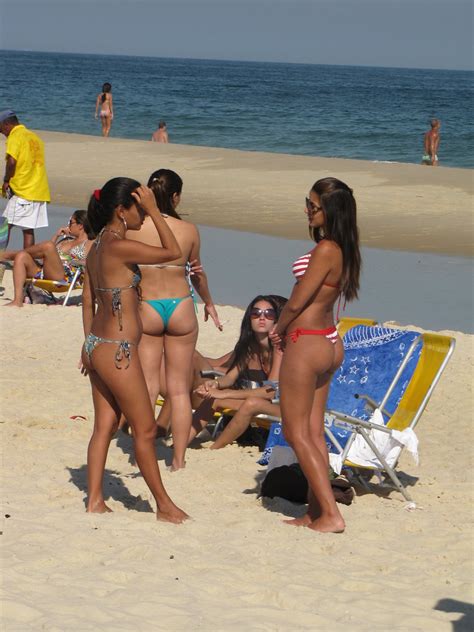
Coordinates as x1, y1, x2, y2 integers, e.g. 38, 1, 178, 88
2, 202, 472, 334
1, 50, 473, 168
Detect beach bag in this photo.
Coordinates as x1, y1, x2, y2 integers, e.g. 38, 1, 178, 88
24, 282, 58, 305
261, 464, 355, 506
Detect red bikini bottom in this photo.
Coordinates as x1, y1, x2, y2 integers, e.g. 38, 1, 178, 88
286, 327, 338, 344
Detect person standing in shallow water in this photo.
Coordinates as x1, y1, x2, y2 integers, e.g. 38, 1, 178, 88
81, 177, 188, 523
270, 177, 361, 534
151, 121, 169, 143
95, 83, 114, 137
422, 119, 441, 166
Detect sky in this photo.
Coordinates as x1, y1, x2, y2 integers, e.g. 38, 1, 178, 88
0, 0, 472, 70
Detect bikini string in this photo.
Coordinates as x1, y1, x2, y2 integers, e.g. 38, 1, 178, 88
114, 341, 132, 369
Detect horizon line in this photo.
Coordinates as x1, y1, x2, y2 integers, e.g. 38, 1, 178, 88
0, 47, 472, 74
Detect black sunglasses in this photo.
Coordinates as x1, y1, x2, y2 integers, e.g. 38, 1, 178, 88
305, 197, 323, 214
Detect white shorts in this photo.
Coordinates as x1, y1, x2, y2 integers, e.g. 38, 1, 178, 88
3, 195, 49, 229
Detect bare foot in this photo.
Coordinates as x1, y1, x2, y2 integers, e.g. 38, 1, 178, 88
157, 504, 189, 524
169, 460, 186, 472
283, 514, 312, 527
307, 515, 345, 533
4, 301, 23, 308
86, 500, 112, 513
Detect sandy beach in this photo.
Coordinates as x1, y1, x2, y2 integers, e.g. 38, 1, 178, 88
1, 130, 472, 256
1, 262, 472, 630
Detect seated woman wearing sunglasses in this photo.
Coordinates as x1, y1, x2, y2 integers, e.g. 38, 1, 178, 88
2, 210, 93, 307
188, 294, 286, 449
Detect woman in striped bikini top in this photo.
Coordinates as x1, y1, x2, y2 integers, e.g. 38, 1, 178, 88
269, 177, 361, 534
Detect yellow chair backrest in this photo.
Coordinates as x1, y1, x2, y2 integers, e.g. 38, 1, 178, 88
387, 332, 455, 431
337, 317, 378, 338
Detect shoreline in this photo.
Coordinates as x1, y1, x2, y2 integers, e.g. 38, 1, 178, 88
2, 129, 472, 257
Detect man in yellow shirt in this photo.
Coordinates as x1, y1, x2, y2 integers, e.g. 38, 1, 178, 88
1, 110, 50, 248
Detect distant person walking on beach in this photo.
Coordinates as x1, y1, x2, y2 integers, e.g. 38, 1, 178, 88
94, 82, 114, 137
270, 177, 361, 533
422, 119, 441, 166
0, 110, 50, 249
151, 121, 169, 143
82, 177, 188, 523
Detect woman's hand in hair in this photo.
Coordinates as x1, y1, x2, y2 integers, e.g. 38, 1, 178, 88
131, 185, 160, 216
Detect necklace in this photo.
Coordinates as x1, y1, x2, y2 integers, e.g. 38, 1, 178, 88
102, 227, 124, 240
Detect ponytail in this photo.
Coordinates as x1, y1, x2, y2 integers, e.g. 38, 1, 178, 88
147, 169, 183, 219
86, 176, 140, 237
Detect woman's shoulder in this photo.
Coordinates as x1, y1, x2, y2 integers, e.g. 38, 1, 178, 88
314, 239, 341, 256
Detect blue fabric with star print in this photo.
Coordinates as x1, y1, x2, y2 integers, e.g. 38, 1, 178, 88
325, 325, 422, 453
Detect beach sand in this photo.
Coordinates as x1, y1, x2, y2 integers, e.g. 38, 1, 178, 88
1, 130, 472, 256
1, 267, 472, 631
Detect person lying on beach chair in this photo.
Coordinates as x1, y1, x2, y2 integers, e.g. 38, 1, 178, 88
1, 210, 93, 307
187, 295, 287, 449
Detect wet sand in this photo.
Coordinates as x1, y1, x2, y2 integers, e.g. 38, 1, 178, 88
2, 130, 472, 256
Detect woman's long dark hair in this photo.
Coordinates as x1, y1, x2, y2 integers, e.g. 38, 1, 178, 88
147, 169, 183, 219
71, 209, 93, 239
228, 294, 287, 378
101, 82, 111, 103
86, 177, 140, 237
311, 177, 361, 302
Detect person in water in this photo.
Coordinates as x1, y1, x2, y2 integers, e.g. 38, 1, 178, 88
81, 177, 188, 523
95, 82, 114, 137
270, 177, 361, 534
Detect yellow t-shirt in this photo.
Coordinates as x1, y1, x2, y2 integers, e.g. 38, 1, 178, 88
6, 125, 50, 202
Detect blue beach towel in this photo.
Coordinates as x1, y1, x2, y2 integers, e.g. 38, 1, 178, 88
325, 325, 422, 453
258, 325, 422, 465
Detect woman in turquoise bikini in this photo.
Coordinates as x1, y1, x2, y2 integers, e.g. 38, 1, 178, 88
270, 177, 361, 534
127, 169, 221, 471
81, 177, 188, 523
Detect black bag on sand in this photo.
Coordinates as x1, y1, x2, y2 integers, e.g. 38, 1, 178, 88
261, 464, 354, 505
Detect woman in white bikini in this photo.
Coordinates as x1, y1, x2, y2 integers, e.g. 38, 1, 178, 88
3, 210, 93, 307
81, 177, 188, 523
127, 168, 221, 471
270, 177, 361, 533
95, 82, 113, 137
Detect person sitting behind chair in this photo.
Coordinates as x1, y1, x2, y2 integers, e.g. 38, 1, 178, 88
188, 295, 287, 449
2, 210, 93, 307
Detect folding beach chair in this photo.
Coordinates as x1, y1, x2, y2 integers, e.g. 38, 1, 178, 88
25, 259, 85, 306
324, 322, 455, 501
256, 318, 455, 502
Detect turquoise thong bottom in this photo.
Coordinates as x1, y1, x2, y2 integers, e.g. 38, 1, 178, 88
145, 295, 193, 327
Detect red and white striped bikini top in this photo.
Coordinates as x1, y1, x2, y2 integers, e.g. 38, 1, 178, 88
292, 252, 312, 279
292, 249, 341, 290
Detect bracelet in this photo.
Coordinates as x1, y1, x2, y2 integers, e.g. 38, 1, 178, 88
214, 377, 220, 389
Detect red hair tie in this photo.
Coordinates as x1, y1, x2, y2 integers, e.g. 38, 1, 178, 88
93, 189, 101, 201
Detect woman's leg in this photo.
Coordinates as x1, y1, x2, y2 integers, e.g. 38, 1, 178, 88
138, 332, 164, 410
86, 366, 121, 513
164, 302, 199, 470
211, 399, 280, 449
188, 396, 245, 443
6, 241, 65, 306
89, 344, 188, 522
279, 337, 345, 533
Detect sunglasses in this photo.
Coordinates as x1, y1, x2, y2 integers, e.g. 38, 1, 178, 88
68, 219, 77, 227
305, 197, 323, 215
250, 307, 276, 320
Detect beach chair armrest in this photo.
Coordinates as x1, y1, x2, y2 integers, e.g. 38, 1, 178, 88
327, 409, 393, 436
354, 393, 392, 419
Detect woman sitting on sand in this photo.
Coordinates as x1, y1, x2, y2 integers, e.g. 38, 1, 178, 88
3, 210, 93, 307
81, 177, 188, 523
94, 82, 114, 137
270, 177, 361, 533
188, 295, 286, 449
126, 168, 221, 471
